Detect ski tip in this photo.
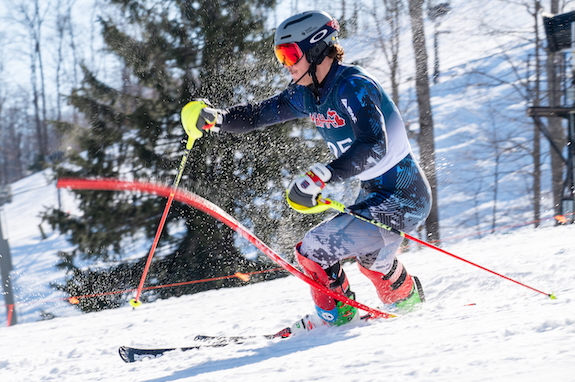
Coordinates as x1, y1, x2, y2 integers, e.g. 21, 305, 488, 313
549, 293, 557, 300
118, 346, 133, 363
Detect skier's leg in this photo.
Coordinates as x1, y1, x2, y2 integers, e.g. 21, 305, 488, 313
297, 212, 385, 326
357, 242, 425, 314
296, 245, 357, 326
354, 155, 431, 313
299, 211, 386, 268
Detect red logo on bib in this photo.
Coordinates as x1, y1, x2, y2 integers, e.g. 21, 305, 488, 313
310, 109, 346, 129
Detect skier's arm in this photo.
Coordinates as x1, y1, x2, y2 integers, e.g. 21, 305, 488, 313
326, 79, 387, 182
219, 88, 309, 133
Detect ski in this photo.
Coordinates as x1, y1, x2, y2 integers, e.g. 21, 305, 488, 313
119, 327, 292, 363
194, 326, 292, 344
119, 344, 207, 363
192, 313, 375, 347
119, 314, 375, 363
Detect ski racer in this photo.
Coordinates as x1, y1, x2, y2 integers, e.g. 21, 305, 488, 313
181, 10, 432, 331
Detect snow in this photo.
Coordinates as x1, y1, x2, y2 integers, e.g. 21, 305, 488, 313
1, 0, 575, 380
2, 170, 82, 322
0, 169, 574, 381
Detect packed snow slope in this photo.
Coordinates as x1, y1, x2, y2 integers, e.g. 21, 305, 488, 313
0, 171, 573, 381
1, 0, 575, 379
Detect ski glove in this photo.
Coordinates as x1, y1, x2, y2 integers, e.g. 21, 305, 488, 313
287, 163, 332, 208
181, 99, 221, 140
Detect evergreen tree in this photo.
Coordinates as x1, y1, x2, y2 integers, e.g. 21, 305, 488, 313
45, 0, 329, 312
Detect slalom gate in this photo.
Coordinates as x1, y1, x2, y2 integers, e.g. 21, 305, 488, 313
56, 178, 395, 319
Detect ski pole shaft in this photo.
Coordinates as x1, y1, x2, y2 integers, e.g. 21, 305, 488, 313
130, 136, 196, 307
318, 198, 556, 299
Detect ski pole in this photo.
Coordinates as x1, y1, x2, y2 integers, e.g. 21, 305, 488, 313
130, 101, 208, 307
288, 196, 556, 300
129, 136, 197, 308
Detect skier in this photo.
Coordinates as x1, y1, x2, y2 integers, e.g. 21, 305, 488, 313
182, 10, 432, 331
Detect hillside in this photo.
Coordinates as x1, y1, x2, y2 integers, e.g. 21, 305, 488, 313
1, 1, 574, 380
1, 186, 573, 380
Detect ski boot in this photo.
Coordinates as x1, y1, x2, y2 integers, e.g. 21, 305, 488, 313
296, 244, 358, 326
358, 258, 425, 314
290, 313, 329, 336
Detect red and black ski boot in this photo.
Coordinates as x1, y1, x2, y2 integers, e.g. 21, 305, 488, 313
358, 258, 425, 314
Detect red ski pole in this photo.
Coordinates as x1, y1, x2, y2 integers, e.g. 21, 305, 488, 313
129, 136, 197, 308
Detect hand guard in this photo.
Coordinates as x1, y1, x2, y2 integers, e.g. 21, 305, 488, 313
181, 99, 220, 140
287, 163, 332, 208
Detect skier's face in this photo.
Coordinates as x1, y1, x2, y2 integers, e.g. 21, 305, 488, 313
286, 56, 312, 86
275, 43, 304, 66
274, 42, 312, 85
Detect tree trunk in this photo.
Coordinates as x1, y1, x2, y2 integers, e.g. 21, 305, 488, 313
545, 53, 566, 217
408, 0, 440, 243
532, 0, 542, 227
546, 0, 567, 218
374, 0, 402, 106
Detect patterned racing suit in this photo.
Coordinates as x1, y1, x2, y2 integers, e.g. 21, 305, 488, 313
218, 61, 432, 277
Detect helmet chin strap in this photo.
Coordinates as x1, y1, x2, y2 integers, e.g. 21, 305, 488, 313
292, 44, 330, 97
290, 64, 320, 99
308, 63, 322, 98
293, 67, 311, 86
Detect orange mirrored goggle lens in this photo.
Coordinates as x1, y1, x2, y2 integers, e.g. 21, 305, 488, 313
274, 43, 304, 66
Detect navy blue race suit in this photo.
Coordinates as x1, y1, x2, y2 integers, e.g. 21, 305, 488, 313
218, 61, 431, 276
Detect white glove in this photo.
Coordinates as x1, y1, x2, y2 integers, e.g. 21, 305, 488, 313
196, 106, 220, 132
287, 163, 332, 208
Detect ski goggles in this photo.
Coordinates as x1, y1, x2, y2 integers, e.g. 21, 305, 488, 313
274, 43, 305, 66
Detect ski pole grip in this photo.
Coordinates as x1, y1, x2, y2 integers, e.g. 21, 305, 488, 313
181, 101, 207, 140
185, 136, 196, 150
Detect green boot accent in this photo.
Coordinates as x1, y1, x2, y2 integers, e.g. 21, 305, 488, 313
315, 290, 359, 326
395, 276, 425, 314
333, 294, 358, 326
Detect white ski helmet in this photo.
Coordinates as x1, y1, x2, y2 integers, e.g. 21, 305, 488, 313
274, 11, 340, 66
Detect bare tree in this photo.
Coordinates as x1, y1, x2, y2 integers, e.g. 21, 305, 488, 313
55, 0, 71, 122
407, 0, 440, 243
484, 106, 532, 233
372, 0, 403, 105
2, 105, 26, 183
0, 33, 25, 184
531, 0, 543, 226
10, 0, 51, 163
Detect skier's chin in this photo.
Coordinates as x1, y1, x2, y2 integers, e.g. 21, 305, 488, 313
291, 73, 311, 86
